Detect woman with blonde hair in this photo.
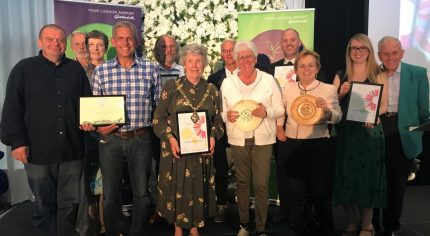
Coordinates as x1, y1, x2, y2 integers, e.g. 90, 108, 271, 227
332, 33, 388, 236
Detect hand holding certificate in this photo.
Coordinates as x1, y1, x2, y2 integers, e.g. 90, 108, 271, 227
176, 110, 210, 155
345, 82, 383, 125
79, 95, 126, 126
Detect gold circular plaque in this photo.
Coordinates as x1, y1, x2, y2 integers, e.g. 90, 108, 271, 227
233, 99, 263, 131
290, 95, 323, 125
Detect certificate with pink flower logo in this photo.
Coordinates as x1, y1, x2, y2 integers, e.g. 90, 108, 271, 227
176, 110, 210, 155
346, 82, 383, 125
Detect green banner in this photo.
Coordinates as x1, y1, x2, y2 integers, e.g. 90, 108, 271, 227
238, 9, 315, 63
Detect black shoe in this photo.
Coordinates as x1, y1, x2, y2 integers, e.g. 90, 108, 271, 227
271, 209, 285, 224
214, 205, 227, 223
256, 231, 267, 236
385, 230, 399, 236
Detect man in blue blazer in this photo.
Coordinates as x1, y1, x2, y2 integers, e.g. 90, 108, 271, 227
377, 36, 429, 236
207, 39, 238, 223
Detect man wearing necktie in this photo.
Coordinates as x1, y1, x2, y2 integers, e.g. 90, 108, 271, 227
270, 28, 326, 83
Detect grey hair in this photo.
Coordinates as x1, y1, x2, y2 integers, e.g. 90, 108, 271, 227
179, 43, 208, 67
221, 38, 236, 50
112, 20, 138, 42
378, 36, 402, 52
233, 40, 258, 60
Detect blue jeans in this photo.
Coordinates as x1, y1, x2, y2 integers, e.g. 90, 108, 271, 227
99, 131, 153, 236
25, 160, 83, 236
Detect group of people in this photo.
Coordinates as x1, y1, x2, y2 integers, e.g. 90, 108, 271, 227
0, 20, 428, 236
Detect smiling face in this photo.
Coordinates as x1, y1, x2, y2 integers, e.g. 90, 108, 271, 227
236, 49, 257, 75
111, 26, 136, 59
184, 53, 204, 82
281, 29, 302, 60
295, 54, 319, 85
221, 40, 236, 66
38, 26, 66, 63
378, 38, 404, 74
349, 39, 369, 65
88, 38, 106, 64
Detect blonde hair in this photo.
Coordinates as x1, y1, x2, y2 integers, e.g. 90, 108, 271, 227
345, 33, 380, 83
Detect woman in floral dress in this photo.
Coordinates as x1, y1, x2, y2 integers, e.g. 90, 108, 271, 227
153, 43, 224, 236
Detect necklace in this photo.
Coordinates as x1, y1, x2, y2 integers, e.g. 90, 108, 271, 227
297, 81, 320, 95
176, 79, 211, 123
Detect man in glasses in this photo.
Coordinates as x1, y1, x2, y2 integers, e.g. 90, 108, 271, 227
207, 39, 238, 223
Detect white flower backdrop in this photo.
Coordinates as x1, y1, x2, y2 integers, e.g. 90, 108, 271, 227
93, 0, 286, 75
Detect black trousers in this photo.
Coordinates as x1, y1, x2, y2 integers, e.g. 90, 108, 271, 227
277, 137, 335, 236
379, 115, 414, 232
213, 134, 229, 205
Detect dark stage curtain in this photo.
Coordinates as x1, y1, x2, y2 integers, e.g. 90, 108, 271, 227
306, 0, 369, 83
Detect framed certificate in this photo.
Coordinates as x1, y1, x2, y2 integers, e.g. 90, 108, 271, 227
176, 110, 210, 155
345, 82, 383, 125
79, 95, 126, 126
274, 65, 296, 88
161, 74, 179, 86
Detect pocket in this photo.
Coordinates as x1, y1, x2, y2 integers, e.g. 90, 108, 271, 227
135, 131, 151, 144
99, 134, 112, 144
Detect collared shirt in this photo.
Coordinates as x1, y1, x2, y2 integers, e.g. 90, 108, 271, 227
92, 56, 161, 131
387, 64, 401, 113
283, 58, 296, 65
0, 51, 91, 164
225, 67, 239, 78
159, 62, 184, 77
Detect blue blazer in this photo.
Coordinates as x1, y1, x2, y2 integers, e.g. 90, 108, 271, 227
397, 62, 429, 158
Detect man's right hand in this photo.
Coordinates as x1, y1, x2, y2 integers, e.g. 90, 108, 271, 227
96, 124, 118, 135
11, 146, 29, 164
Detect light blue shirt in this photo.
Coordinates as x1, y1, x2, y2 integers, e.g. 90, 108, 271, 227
387, 64, 401, 113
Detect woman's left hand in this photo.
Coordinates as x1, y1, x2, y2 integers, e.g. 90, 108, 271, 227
316, 97, 327, 109
252, 103, 267, 118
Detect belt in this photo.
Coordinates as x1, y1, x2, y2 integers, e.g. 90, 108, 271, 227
113, 127, 151, 138
382, 112, 398, 117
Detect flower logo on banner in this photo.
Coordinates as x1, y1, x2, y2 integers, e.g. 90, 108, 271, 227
363, 88, 379, 111
93, 0, 286, 76
193, 115, 207, 139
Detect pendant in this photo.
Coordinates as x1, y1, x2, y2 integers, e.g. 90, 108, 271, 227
191, 111, 199, 123
300, 90, 306, 96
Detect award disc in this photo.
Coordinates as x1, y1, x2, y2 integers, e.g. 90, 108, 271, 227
290, 95, 323, 125
233, 100, 263, 131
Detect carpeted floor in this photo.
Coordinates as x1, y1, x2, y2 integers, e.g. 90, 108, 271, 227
1, 186, 429, 236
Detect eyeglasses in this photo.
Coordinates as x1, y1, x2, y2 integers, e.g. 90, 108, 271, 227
350, 46, 368, 53
221, 49, 234, 54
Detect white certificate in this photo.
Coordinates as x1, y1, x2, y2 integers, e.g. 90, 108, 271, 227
176, 110, 210, 155
346, 82, 383, 124
79, 96, 126, 126
274, 65, 296, 88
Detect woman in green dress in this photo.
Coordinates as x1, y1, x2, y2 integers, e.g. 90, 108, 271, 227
332, 33, 388, 236
153, 43, 224, 236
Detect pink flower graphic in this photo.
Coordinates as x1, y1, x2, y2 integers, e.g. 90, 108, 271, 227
193, 115, 207, 139
286, 69, 296, 83
364, 89, 379, 111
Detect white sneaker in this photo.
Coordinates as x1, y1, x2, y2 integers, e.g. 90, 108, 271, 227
237, 225, 249, 236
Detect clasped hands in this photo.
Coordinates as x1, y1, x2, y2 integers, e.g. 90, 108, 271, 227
227, 103, 267, 123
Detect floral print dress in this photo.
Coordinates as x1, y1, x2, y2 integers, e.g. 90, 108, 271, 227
153, 77, 224, 229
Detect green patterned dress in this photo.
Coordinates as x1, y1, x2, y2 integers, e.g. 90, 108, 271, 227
332, 75, 387, 208
153, 77, 224, 229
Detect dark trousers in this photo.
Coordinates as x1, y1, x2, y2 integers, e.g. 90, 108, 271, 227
278, 137, 335, 236
214, 135, 229, 205
25, 160, 83, 236
379, 115, 414, 232
99, 131, 153, 236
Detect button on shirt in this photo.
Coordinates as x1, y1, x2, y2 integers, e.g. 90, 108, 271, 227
387, 65, 401, 113
0, 52, 91, 164
92, 56, 161, 131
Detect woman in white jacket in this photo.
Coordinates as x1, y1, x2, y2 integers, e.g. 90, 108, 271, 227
221, 40, 285, 236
